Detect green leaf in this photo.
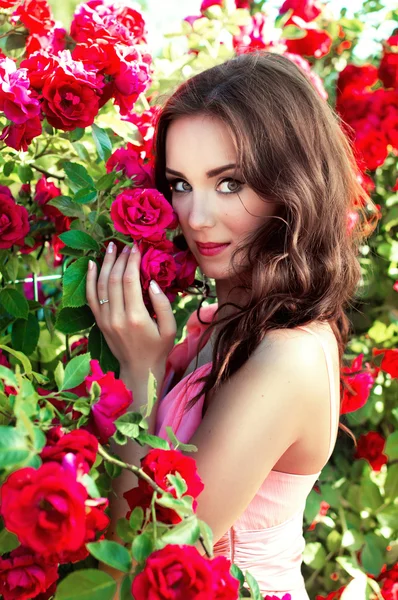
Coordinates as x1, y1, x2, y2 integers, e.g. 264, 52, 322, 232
17, 164, 33, 183
119, 575, 134, 600
0, 288, 29, 319
114, 412, 143, 438
0, 365, 18, 388
326, 530, 342, 553
165, 426, 198, 452
303, 542, 327, 570
116, 518, 137, 543
64, 162, 95, 192
11, 313, 40, 355
0, 426, 30, 469
385, 431, 398, 460
56, 305, 95, 335
376, 505, 397, 529
48, 196, 85, 217
87, 540, 132, 573
88, 325, 119, 374
53, 569, 117, 600
81, 473, 101, 498
131, 532, 153, 562
336, 556, 364, 579
74, 188, 98, 204
95, 172, 117, 192
91, 124, 113, 162
160, 516, 200, 546
54, 361, 65, 391
156, 493, 194, 517
281, 24, 307, 39
62, 257, 91, 308
167, 473, 188, 498
137, 432, 170, 449
360, 478, 384, 512
0, 344, 32, 375
198, 519, 213, 557
245, 571, 263, 600
59, 230, 99, 251
129, 506, 144, 532
61, 353, 91, 391
339, 573, 368, 600
361, 534, 385, 577
70, 128, 85, 142
385, 463, 398, 501
230, 564, 244, 587
341, 529, 365, 551
3, 161, 15, 177
0, 527, 20, 554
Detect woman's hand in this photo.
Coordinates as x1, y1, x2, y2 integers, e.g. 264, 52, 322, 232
86, 241, 177, 377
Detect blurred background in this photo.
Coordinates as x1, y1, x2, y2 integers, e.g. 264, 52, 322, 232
49, 0, 397, 59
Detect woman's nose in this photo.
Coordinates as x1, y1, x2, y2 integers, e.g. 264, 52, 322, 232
187, 193, 216, 230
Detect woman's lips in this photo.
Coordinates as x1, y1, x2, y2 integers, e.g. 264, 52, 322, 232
195, 242, 231, 256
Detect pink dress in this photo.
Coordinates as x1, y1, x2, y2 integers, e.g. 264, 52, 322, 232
155, 304, 339, 599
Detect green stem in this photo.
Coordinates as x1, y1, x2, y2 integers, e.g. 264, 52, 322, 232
31, 165, 65, 180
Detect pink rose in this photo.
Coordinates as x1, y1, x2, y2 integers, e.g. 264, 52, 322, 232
0, 57, 41, 124
106, 142, 154, 187
0, 186, 30, 249
139, 238, 177, 294
173, 249, 198, 291
0, 546, 59, 600
340, 354, 375, 414
354, 431, 388, 472
84, 359, 132, 443
112, 45, 151, 116
110, 187, 177, 243
10, 0, 55, 34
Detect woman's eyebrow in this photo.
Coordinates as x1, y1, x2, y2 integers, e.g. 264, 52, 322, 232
165, 163, 237, 179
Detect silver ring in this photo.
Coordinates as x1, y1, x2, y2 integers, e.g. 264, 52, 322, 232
99, 299, 109, 305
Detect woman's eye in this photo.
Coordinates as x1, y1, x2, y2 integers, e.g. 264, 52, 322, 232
217, 178, 243, 194
170, 179, 191, 193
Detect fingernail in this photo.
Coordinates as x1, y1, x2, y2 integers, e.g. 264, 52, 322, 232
150, 280, 161, 294
122, 245, 130, 253
132, 244, 138, 254
107, 241, 114, 253
88, 260, 94, 270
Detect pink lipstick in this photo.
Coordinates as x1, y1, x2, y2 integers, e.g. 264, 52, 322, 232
195, 242, 231, 256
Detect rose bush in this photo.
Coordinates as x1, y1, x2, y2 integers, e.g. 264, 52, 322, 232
0, 0, 397, 599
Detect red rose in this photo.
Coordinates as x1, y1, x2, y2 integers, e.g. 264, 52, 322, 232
139, 239, 178, 294
0, 546, 59, 600
0, 462, 88, 556
354, 431, 388, 471
337, 64, 379, 96
84, 359, 133, 444
110, 187, 177, 243
131, 545, 213, 600
376, 562, 398, 600
340, 354, 375, 414
315, 586, 346, 600
0, 115, 42, 151
0, 186, 30, 249
379, 34, 398, 89
106, 142, 154, 187
54, 498, 109, 564
39, 52, 104, 131
285, 19, 332, 58
40, 427, 98, 473
211, 555, 240, 599
279, 0, 322, 22
124, 448, 204, 525
173, 249, 198, 291
11, 0, 54, 34
372, 348, 398, 379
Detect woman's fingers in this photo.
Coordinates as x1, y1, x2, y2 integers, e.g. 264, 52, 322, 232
86, 259, 100, 317
96, 241, 118, 314
148, 280, 177, 342
123, 245, 146, 318
108, 245, 132, 318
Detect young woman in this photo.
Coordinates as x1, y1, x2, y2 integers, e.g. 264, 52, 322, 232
86, 52, 375, 599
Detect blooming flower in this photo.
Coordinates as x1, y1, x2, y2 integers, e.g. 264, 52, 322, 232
0, 186, 30, 249
0, 546, 59, 600
106, 142, 154, 187
0, 57, 41, 124
340, 354, 375, 414
372, 348, 398, 379
354, 431, 388, 471
40, 427, 98, 473
124, 448, 204, 525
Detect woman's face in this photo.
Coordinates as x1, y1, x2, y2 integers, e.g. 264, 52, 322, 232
165, 114, 277, 280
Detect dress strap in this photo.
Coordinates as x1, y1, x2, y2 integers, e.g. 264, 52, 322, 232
296, 326, 338, 460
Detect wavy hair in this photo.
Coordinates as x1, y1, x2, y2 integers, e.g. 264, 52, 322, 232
154, 51, 378, 442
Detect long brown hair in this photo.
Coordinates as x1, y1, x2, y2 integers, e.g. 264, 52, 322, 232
154, 52, 378, 442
